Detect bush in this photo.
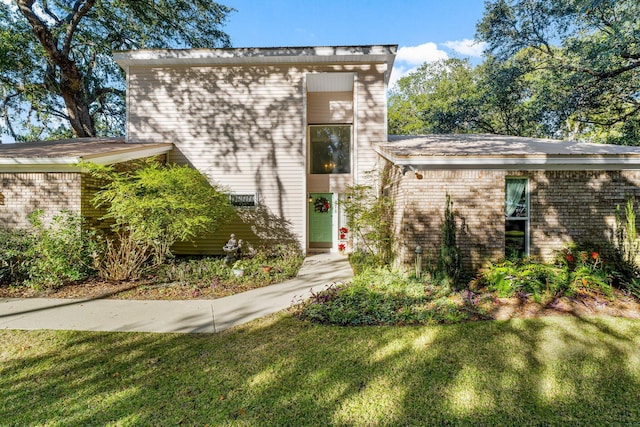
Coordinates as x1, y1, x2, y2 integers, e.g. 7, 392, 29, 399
340, 183, 394, 264
477, 243, 624, 302
296, 267, 487, 325
477, 258, 561, 301
0, 211, 100, 289
348, 250, 386, 275
25, 210, 99, 289
0, 228, 33, 285
86, 160, 233, 278
437, 194, 463, 288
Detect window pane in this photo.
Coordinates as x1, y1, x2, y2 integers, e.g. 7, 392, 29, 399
506, 220, 526, 259
505, 178, 527, 218
310, 126, 351, 174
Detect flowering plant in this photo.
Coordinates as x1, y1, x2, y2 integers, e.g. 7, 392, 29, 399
338, 243, 346, 251
339, 227, 348, 234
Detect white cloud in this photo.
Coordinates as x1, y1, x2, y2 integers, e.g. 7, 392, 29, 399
396, 42, 449, 65
389, 43, 449, 90
442, 38, 487, 57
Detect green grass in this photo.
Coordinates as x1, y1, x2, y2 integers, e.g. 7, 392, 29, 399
2, 315, 640, 425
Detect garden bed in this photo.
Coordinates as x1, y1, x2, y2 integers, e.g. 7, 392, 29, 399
0, 253, 304, 300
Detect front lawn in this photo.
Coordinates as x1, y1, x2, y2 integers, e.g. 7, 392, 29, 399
2, 314, 640, 425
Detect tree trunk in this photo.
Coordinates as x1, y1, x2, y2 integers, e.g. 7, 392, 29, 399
59, 75, 96, 137
17, 0, 97, 137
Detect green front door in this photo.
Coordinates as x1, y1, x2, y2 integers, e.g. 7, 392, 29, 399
309, 193, 333, 248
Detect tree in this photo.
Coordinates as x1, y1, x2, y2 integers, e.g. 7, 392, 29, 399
388, 58, 481, 135
477, 0, 640, 144
87, 160, 233, 270
387, 56, 554, 138
0, 0, 233, 141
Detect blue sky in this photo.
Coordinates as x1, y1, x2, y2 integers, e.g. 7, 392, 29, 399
223, 0, 489, 87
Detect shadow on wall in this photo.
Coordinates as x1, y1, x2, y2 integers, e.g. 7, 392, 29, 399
172, 205, 300, 256
531, 170, 640, 260
236, 206, 300, 249
0, 172, 82, 230
399, 169, 640, 276
399, 200, 503, 275
128, 62, 381, 213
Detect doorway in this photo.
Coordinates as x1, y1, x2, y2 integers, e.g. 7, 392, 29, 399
308, 192, 333, 249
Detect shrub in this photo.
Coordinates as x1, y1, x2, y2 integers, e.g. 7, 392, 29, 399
478, 243, 623, 302
92, 230, 149, 281
477, 258, 561, 301
85, 160, 233, 279
340, 182, 394, 264
348, 250, 385, 275
437, 194, 463, 288
296, 267, 487, 325
0, 228, 33, 285
25, 210, 99, 289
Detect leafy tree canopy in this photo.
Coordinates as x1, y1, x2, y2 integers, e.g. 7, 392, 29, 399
477, 0, 640, 144
0, 0, 233, 141
388, 58, 481, 135
388, 56, 556, 138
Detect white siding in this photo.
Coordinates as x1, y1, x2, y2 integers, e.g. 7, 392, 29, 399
128, 65, 305, 253
126, 63, 389, 253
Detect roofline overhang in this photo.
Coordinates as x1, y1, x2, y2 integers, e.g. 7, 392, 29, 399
0, 143, 173, 172
113, 45, 398, 68
375, 146, 640, 171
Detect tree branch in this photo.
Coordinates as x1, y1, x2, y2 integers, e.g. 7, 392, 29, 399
62, 0, 95, 56
41, 0, 62, 25
16, 0, 65, 63
88, 86, 125, 105
1, 94, 22, 141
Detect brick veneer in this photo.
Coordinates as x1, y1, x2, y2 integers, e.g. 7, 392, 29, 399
385, 162, 640, 274
0, 172, 82, 229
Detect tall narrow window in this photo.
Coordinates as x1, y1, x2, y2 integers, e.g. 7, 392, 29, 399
309, 125, 351, 174
505, 178, 529, 258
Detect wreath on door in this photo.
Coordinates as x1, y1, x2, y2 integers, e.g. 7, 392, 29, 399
314, 197, 331, 213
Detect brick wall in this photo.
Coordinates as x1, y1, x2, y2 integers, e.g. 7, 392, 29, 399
529, 170, 640, 261
387, 164, 640, 274
387, 165, 504, 273
0, 172, 82, 229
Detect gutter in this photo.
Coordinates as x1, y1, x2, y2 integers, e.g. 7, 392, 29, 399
0, 143, 173, 172
374, 146, 640, 171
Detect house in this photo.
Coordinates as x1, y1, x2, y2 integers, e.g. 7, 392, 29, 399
113, 45, 398, 254
4, 44, 640, 275
377, 134, 640, 271
0, 138, 172, 230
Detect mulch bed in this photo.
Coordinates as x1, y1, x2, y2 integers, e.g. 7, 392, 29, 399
2, 280, 639, 321
0, 278, 263, 300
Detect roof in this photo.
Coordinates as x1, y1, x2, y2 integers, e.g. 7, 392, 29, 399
0, 137, 173, 172
114, 45, 397, 87
114, 45, 397, 68
376, 134, 640, 170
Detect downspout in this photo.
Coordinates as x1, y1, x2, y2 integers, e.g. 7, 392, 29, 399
302, 73, 308, 256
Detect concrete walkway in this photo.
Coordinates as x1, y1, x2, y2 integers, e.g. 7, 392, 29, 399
0, 253, 352, 334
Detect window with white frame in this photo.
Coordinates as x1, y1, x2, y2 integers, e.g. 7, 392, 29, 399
505, 178, 529, 259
